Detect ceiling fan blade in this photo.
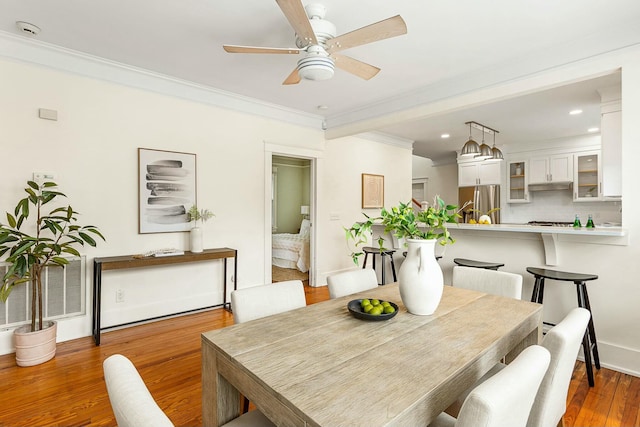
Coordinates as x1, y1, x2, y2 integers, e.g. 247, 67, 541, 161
332, 54, 380, 80
223, 45, 300, 54
275, 0, 318, 46
326, 15, 407, 54
283, 68, 301, 85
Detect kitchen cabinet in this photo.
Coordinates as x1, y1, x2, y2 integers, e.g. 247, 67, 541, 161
507, 160, 529, 203
574, 151, 601, 201
601, 107, 622, 198
529, 154, 573, 184
458, 160, 501, 186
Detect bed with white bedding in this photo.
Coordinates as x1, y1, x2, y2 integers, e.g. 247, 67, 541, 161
272, 219, 310, 273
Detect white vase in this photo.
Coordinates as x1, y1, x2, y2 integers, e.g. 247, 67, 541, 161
190, 227, 203, 253
398, 239, 444, 315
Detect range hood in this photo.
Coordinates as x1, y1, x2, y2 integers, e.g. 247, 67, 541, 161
528, 181, 573, 192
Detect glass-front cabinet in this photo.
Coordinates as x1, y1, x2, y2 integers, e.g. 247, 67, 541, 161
574, 151, 601, 201
507, 160, 529, 203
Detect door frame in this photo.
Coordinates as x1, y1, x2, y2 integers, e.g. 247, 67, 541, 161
264, 142, 322, 287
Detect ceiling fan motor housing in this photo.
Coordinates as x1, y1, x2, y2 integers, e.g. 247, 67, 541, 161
295, 17, 336, 48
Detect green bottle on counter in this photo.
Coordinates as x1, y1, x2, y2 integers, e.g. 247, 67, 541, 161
573, 214, 582, 228
586, 214, 595, 228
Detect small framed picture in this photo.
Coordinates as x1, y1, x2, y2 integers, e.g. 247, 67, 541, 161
362, 173, 384, 209
138, 148, 196, 234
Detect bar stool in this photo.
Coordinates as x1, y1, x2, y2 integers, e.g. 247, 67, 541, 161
362, 247, 397, 285
526, 267, 600, 387
453, 258, 504, 270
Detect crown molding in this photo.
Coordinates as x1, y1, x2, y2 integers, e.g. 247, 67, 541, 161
356, 132, 414, 150
0, 31, 324, 130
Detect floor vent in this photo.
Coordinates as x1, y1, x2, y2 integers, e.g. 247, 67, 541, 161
0, 256, 85, 329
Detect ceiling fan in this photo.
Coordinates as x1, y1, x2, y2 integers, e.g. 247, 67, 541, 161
222, 0, 407, 85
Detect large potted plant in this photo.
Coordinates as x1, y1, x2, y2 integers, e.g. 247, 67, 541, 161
345, 197, 466, 315
0, 181, 104, 366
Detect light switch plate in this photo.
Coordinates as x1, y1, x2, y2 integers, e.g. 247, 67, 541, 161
33, 172, 54, 183
38, 108, 58, 121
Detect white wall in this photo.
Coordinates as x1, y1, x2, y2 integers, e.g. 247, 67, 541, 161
0, 56, 412, 354
318, 136, 412, 280
412, 156, 458, 208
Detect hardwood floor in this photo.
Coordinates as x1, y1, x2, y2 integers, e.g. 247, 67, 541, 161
0, 284, 638, 427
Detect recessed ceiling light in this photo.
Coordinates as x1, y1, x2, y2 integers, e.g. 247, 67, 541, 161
587, 127, 599, 133
569, 109, 583, 115
441, 133, 450, 139
317, 105, 328, 110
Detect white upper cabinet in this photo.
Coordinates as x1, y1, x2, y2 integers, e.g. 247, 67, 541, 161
529, 154, 573, 184
458, 160, 501, 186
574, 151, 602, 201
601, 107, 622, 198
507, 160, 529, 203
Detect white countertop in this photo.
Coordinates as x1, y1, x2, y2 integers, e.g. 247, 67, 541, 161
453, 222, 626, 237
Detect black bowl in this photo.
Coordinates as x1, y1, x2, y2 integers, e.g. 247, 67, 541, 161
347, 299, 399, 321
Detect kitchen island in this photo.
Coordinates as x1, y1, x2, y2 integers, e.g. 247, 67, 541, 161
451, 223, 627, 265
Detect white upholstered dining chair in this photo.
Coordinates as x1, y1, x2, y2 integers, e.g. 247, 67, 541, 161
326, 268, 379, 299
103, 354, 175, 427
429, 345, 550, 427
229, 279, 306, 423
103, 354, 274, 427
231, 279, 306, 324
527, 307, 591, 427
452, 266, 523, 299
446, 308, 591, 427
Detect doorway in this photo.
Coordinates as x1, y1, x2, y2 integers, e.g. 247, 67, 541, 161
271, 155, 311, 284
264, 143, 321, 287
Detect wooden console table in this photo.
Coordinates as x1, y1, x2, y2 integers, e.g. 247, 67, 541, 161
92, 248, 237, 345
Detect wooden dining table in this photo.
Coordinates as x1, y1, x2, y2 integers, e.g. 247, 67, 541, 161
201, 283, 542, 427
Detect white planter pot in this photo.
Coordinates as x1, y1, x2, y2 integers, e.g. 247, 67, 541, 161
14, 320, 57, 367
190, 227, 203, 253
398, 239, 443, 315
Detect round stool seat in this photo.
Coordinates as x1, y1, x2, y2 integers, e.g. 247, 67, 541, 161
453, 258, 504, 270
361, 247, 397, 285
526, 267, 598, 283
363, 247, 396, 256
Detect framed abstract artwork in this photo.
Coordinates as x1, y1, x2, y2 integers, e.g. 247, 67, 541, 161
138, 148, 196, 234
362, 173, 384, 209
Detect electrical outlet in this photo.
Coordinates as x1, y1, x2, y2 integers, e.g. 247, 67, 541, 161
116, 289, 125, 303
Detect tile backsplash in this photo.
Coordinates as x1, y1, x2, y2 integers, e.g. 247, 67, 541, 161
501, 190, 621, 225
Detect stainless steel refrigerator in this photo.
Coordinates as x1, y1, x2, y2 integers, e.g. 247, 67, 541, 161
458, 185, 501, 224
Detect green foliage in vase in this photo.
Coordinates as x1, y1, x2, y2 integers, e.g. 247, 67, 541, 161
344, 196, 468, 265
187, 205, 215, 226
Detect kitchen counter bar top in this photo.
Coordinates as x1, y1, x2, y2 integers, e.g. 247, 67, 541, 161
454, 223, 627, 236
451, 223, 627, 266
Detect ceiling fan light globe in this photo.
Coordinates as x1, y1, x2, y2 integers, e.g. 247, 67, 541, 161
297, 45, 335, 81
298, 61, 335, 80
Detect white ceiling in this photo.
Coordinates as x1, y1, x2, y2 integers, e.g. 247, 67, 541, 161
1, 1, 638, 161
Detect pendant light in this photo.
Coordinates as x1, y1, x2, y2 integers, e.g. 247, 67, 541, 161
459, 122, 480, 158
486, 131, 504, 162
476, 126, 493, 160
